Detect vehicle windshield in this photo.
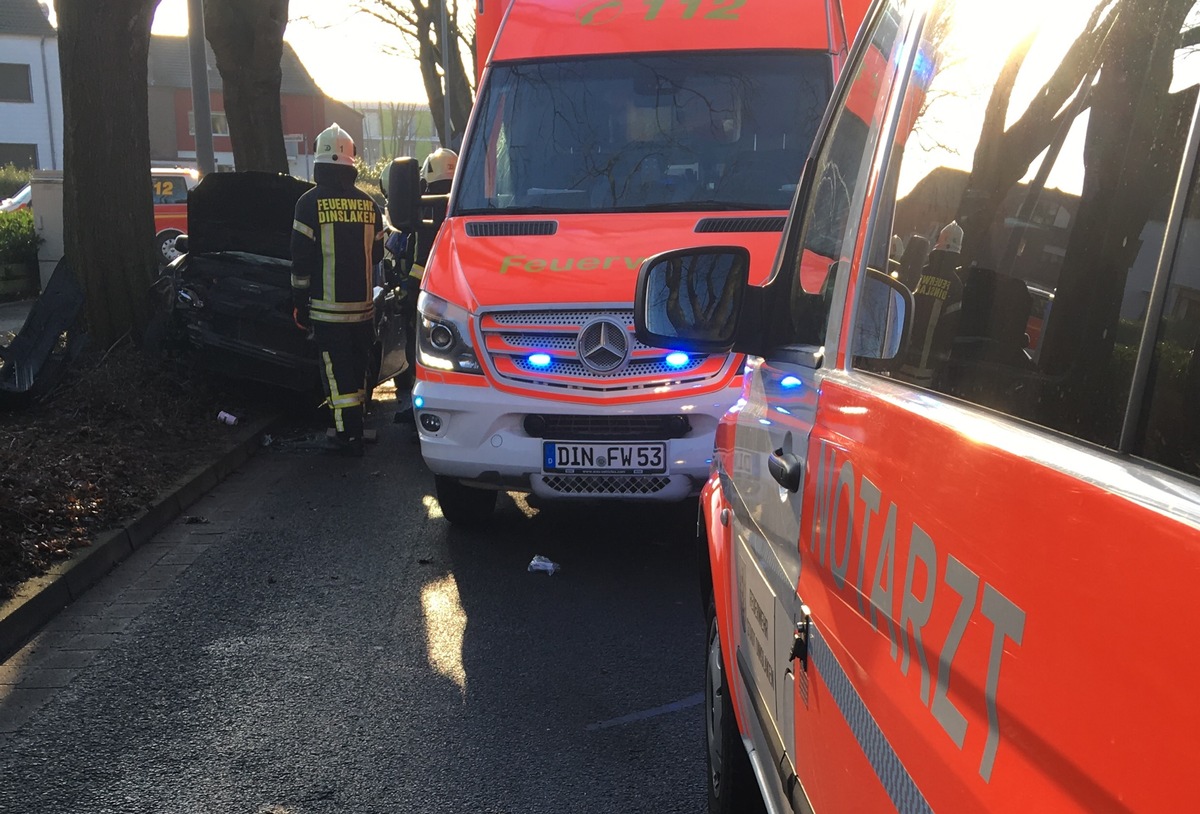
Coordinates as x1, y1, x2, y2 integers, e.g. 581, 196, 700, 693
455, 52, 832, 215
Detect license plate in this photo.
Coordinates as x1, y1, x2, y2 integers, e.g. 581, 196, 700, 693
542, 441, 667, 474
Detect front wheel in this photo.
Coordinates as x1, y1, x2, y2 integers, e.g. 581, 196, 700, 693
706, 600, 766, 814
434, 476, 497, 527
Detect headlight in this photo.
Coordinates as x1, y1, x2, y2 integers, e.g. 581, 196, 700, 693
417, 291, 482, 374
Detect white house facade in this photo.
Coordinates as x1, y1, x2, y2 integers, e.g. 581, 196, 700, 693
0, 0, 62, 170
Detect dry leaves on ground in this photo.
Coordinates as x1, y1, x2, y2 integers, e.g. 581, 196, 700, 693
0, 337, 267, 601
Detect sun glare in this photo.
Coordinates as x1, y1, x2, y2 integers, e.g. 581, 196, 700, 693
421, 574, 468, 692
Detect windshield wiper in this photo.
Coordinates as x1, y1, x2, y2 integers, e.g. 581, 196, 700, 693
607, 200, 776, 213
456, 205, 578, 216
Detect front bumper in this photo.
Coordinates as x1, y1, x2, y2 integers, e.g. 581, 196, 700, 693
413, 378, 738, 501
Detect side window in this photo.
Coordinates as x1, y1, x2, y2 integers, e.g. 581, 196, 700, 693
1138, 164, 1200, 478
152, 176, 188, 205
857, 0, 1200, 451
773, 5, 907, 348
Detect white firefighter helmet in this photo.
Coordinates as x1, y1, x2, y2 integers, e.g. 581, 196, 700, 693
421, 148, 458, 186
314, 123, 355, 165
935, 220, 964, 253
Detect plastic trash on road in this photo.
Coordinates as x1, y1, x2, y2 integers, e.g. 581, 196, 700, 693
528, 555, 560, 575
216, 410, 239, 425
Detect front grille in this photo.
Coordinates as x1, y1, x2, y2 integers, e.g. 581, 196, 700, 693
480, 307, 724, 392
541, 475, 673, 495
511, 355, 705, 379
527, 414, 690, 440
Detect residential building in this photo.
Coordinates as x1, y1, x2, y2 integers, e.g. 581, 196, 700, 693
147, 35, 362, 179
353, 100, 439, 167
0, 0, 61, 170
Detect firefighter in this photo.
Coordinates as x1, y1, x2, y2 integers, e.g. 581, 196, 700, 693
291, 123, 384, 457
421, 147, 457, 195
387, 148, 458, 428
407, 147, 457, 287
898, 220, 965, 387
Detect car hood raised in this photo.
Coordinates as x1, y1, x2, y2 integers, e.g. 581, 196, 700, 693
187, 172, 314, 259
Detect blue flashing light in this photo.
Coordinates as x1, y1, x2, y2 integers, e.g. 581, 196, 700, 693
665, 352, 690, 369
528, 353, 553, 368
413, 395, 425, 409
914, 46, 936, 88
780, 375, 803, 389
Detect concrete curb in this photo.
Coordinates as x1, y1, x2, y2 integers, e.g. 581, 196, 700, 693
0, 413, 278, 662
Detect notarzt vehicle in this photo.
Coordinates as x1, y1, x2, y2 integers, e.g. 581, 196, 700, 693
634, 0, 1200, 811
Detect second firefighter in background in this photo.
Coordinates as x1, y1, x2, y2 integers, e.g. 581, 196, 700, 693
290, 123, 383, 457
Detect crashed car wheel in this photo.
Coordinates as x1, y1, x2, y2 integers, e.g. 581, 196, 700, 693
434, 476, 497, 527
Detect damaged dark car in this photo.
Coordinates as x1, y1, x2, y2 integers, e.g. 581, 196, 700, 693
148, 171, 409, 394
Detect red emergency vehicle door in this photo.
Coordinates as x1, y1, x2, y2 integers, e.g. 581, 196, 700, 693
774, 0, 1200, 809
720, 4, 910, 810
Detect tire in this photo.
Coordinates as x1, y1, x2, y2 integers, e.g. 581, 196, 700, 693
155, 229, 184, 266
706, 600, 767, 814
435, 475, 497, 527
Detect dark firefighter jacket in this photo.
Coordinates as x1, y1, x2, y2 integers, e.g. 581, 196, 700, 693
291, 165, 384, 324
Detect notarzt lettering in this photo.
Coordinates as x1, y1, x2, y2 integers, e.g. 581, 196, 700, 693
811, 440, 1027, 783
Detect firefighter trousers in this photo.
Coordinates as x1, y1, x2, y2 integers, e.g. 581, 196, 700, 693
313, 320, 375, 440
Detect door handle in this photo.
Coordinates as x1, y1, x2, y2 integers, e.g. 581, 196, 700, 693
768, 448, 803, 492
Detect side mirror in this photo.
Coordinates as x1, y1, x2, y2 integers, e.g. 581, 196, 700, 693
385, 157, 421, 232
173, 234, 189, 255
853, 268, 912, 360
634, 247, 750, 354
419, 193, 449, 229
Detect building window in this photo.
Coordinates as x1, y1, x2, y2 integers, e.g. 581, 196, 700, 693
0, 63, 33, 103
0, 143, 38, 169
187, 110, 231, 137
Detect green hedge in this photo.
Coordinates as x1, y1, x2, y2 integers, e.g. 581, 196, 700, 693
0, 209, 40, 264
0, 164, 31, 200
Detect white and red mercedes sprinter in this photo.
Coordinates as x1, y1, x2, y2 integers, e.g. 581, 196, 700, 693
392, 0, 868, 524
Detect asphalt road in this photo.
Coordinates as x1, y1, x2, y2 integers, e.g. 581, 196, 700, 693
0, 394, 710, 813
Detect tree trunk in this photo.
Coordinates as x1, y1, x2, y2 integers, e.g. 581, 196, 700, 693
414, 0, 473, 147
1038, 0, 1195, 441
362, 0, 475, 148
205, 0, 290, 173
57, 0, 162, 347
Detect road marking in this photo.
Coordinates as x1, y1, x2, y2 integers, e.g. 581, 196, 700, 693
586, 692, 704, 731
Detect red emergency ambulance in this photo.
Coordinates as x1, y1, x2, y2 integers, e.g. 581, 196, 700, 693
401, 0, 869, 525
634, 0, 1200, 811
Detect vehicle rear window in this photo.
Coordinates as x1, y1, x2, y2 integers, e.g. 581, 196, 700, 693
455, 51, 832, 215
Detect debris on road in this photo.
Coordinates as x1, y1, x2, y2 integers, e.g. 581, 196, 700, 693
527, 555, 560, 575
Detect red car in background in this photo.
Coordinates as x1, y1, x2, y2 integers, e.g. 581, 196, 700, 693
151, 167, 199, 265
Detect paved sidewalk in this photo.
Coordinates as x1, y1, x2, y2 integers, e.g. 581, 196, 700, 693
0, 476, 269, 737
0, 413, 277, 663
